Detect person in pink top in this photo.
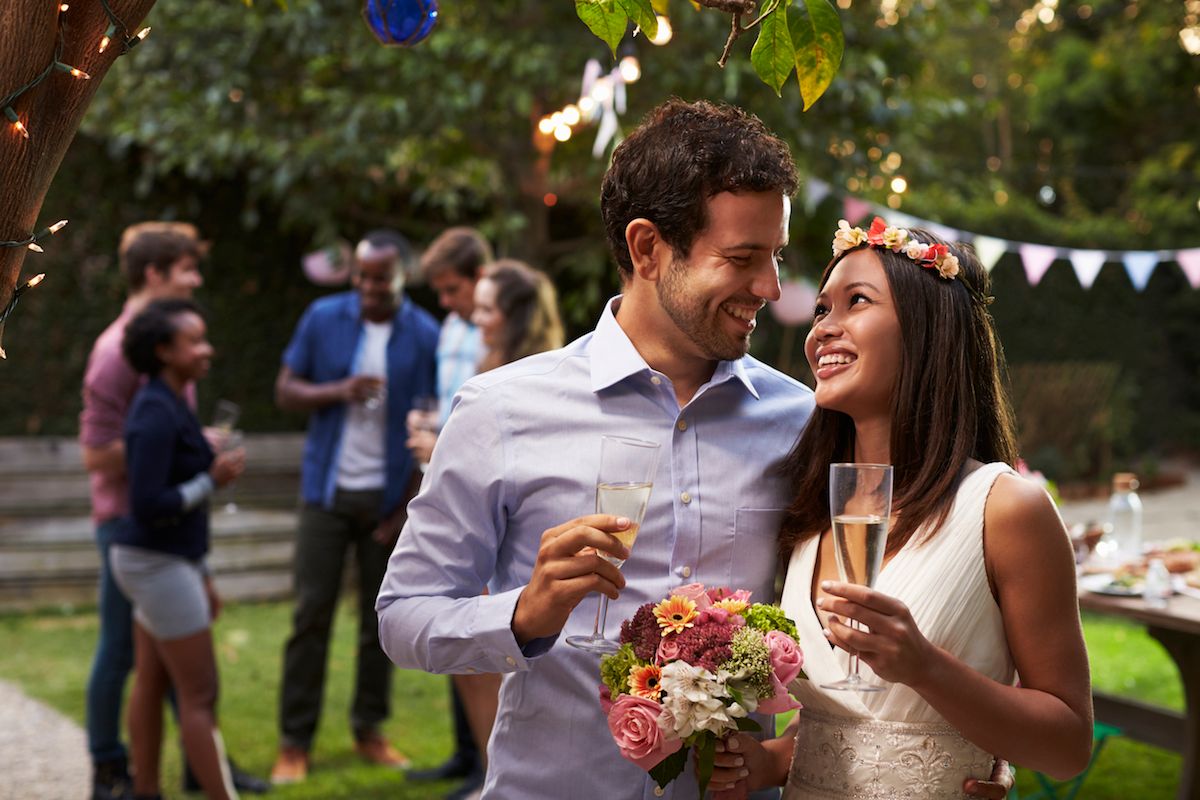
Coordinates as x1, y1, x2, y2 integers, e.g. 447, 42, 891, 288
80, 222, 267, 800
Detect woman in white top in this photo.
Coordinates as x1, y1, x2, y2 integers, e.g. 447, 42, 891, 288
709, 219, 1093, 798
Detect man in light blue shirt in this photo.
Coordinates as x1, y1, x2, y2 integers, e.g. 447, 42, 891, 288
378, 100, 805, 800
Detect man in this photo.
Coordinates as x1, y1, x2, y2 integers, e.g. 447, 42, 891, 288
406, 226, 493, 799
377, 101, 1015, 800
80, 221, 267, 799
270, 230, 439, 784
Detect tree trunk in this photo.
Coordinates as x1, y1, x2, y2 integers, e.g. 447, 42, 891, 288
0, 0, 157, 358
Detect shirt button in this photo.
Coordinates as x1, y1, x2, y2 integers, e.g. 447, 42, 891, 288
650, 376, 662, 386
680, 491, 691, 504
654, 787, 665, 797
505, 656, 516, 666
679, 565, 692, 578
676, 419, 688, 432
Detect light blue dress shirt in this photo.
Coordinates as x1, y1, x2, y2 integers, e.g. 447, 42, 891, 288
436, 312, 484, 426
377, 298, 813, 800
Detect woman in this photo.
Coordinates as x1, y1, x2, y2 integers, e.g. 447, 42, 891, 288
110, 299, 246, 800
472, 258, 565, 373
407, 258, 564, 778
709, 219, 1093, 797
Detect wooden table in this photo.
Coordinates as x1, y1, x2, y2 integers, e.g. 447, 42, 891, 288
1078, 589, 1200, 800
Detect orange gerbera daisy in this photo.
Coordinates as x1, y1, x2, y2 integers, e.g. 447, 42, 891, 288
712, 598, 749, 615
653, 595, 698, 636
629, 663, 663, 700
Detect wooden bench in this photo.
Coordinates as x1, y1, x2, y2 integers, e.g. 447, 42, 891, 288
0, 434, 306, 612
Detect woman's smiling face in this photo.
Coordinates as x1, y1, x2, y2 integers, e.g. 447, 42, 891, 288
804, 249, 903, 421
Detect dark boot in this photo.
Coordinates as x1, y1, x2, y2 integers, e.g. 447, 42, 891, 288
91, 757, 132, 800
182, 756, 271, 794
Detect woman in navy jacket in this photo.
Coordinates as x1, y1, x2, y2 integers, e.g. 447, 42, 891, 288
110, 299, 245, 800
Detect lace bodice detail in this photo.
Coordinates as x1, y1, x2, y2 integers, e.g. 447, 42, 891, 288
780, 463, 1017, 799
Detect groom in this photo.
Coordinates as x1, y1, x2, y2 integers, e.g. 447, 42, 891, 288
376, 100, 1011, 799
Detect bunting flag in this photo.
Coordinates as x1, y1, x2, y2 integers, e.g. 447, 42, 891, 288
1122, 251, 1159, 291
811, 184, 1198, 290
973, 236, 1008, 273
1067, 250, 1107, 290
842, 197, 873, 224
1177, 248, 1200, 289
1019, 244, 1058, 287
804, 178, 832, 212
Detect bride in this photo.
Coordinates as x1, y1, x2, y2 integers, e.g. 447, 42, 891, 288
709, 219, 1093, 798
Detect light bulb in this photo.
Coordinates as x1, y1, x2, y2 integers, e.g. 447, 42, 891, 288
650, 15, 672, 45
618, 56, 641, 84
554, 125, 571, 142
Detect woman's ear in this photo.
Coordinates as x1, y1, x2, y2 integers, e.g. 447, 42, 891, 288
625, 218, 667, 283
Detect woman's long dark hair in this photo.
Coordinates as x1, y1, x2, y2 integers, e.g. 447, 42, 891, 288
779, 230, 1019, 555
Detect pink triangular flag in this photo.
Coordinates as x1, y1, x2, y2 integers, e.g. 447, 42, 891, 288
1122, 251, 1159, 291
973, 236, 1007, 273
1175, 248, 1200, 289
843, 197, 872, 224
1019, 243, 1058, 286
1067, 250, 1106, 290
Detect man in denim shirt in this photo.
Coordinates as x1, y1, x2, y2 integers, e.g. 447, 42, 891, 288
271, 230, 438, 784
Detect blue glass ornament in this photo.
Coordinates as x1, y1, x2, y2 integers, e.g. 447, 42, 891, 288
362, 0, 439, 46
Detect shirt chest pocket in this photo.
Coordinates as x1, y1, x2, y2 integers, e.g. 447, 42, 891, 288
729, 507, 786, 599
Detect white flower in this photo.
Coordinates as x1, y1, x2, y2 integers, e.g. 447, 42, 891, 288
659, 662, 745, 738
936, 253, 961, 279
881, 226, 909, 249
832, 219, 867, 256
903, 240, 927, 260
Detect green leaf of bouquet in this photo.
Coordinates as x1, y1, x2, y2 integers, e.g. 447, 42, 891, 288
617, 0, 659, 40
695, 734, 717, 798
750, 2, 794, 97
788, 0, 844, 110
648, 746, 688, 787
576, 0, 629, 58
736, 716, 764, 732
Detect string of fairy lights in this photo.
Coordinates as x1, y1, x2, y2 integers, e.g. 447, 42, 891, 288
0, 1, 150, 331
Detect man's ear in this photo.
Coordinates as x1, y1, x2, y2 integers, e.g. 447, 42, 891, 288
625, 218, 668, 283
142, 264, 164, 288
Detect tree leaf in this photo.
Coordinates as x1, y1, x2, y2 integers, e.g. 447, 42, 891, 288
788, 0, 844, 110
647, 745, 689, 788
618, 0, 659, 40
576, 0, 629, 58
651, 0, 670, 13
750, 2, 794, 97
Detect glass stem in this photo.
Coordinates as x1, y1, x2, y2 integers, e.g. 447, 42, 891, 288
594, 594, 610, 639
849, 619, 861, 679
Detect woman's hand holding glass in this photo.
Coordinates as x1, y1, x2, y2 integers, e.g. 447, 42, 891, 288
818, 581, 938, 688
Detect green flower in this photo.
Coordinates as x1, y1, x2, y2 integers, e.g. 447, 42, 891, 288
600, 643, 644, 698
742, 603, 799, 640
722, 626, 774, 699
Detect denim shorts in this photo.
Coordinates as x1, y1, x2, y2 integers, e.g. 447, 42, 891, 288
109, 545, 210, 640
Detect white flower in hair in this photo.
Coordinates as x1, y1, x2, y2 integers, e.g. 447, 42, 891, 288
881, 227, 908, 249
936, 254, 961, 279
903, 240, 927, 260
832, 219, 867, 256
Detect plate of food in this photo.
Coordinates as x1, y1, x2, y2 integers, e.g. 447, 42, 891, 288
1080, 573, 1144, 597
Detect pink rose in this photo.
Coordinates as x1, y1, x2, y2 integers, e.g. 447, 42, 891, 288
656, 635, 681, 664
765, 630, 804, 685
707, 587, 752, 604
757, 674, 802, 714
607, 694, 683, 771
673, 583, 712, 610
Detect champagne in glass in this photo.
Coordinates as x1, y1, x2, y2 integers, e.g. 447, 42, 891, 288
820, 463, 893, 693
566, 436, 660, 654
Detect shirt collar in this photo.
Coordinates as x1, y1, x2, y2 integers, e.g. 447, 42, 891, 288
588, 296, 760, 399
342, 291, 409, 324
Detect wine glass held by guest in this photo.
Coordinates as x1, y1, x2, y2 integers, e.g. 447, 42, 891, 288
108, 299, 249, 800
708, 221, 1093, 799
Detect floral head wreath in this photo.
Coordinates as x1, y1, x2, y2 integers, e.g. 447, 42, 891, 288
832, 216, 961, 280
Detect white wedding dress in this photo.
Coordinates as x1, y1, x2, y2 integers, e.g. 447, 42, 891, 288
780, 463, 1017, 800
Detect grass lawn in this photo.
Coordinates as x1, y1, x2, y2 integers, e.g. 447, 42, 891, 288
0, 605, 1185, 798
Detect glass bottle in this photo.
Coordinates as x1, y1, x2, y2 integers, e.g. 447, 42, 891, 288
1103, 472, 1143, 562
1143, 558, 1171, 609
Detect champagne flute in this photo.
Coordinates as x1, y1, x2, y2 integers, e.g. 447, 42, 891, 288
820, 462, 893, 693
220, 429, 244, 514
566, 435, 660, 655
211, 399, 240, 439
410, 395, 439, 472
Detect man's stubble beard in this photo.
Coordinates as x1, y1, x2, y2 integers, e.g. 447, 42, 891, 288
656, 257, 750, 362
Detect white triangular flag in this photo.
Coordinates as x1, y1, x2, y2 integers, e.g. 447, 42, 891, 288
1122, 251, 1159, 291
804, 178, 831, 212
973, 236, 1007, 273
1019, 244, 1058, 286
1067, 250, 1106, 289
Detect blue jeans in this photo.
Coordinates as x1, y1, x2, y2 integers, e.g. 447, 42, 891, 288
85, 517, 135, 763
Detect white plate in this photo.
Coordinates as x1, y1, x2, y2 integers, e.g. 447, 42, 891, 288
1079, 573, 1142, 597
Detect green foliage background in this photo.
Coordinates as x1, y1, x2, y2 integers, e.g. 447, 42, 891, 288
2, 0, 1197, 477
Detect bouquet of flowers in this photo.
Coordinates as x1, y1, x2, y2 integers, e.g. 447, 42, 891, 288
598, 584, 805, 796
